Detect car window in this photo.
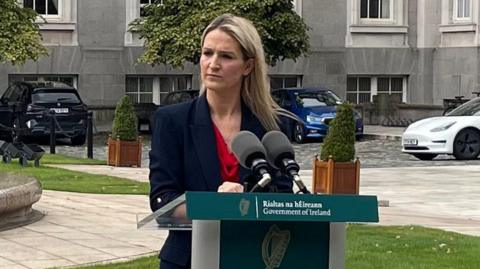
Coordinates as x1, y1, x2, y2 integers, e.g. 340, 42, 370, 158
8, 86, 22, 102
272, 91, 292, 108
281, 92, 292, 107
447, 98, 480, 116
294, 92, 339, 107
19, 85, 29, 102
271, 92, 282, 104
165, 92, 184, 105
32, 91, 81, 104
1, 85, 14, 102
164, 91, 198, 105
178, 93, 193, 103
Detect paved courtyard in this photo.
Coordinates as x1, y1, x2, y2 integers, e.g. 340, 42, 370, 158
44, 134, 480, 170
2, 126, 479, 268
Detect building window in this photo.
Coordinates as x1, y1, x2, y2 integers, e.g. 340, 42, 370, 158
158, 76, 190, 104
270, 76, 302, 90
140, 0, 163, 17
126, 75, 192, 104
23, 0, 59, 16
377, 77, 403, 102
347, 76, 406, 104
9, 74, 77, 88
347, 77, 372, 104
126, 77, 153, 104
360, 0, 390, 19
454, 0, 471, 20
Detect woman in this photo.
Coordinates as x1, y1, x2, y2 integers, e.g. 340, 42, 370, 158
149, 14, 293, 269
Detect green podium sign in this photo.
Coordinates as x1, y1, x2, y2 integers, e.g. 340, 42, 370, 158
186, 192, 378, 269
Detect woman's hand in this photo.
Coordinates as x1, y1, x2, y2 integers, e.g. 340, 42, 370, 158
217, 182, 244, 193
171, 204, 187, 218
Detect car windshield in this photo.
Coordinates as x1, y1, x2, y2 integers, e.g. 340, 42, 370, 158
447, 98, 480, 116
294, 91, 341, 107
32, 92, 81, 104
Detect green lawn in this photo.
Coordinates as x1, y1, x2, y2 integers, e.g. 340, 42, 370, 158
72, 225, 480, 269
346, 224, 480, 269
40, 153, 107, 165
1, 154, 149, 195
4, 154, 479, 268
61, 255, 159, 269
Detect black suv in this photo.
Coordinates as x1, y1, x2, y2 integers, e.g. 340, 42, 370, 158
0, 81, 88, 145
135, 89, 199, 132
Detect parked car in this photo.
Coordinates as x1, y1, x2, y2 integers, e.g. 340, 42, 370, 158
271, 87, 364, 143
402, 97, 480, 160
0, 81, 88, 145
135, 89, 199, 132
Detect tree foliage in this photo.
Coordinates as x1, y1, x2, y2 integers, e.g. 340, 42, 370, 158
0, 0, 48, 65
112, 96, 138, 141
130, 0, 310, 67
320, 103, 356, 162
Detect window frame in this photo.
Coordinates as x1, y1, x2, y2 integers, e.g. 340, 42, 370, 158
359, 0, 394, 23
23, 0, 62, 19
346, 76, 372, 104
269, 75, 302, 90
125, 75, 192, 105
8, 74, 77, 88
139, 0, 163, 18
125, 76, 154, 104
453, 0, 472, 22
292, 0, 302, 17
346, 75, 407, 104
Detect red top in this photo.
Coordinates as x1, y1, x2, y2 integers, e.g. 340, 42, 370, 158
212, 123, 240, 183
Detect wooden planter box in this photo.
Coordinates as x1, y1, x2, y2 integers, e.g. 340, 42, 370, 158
107, 136, 142, 167
312, 156, 360, 194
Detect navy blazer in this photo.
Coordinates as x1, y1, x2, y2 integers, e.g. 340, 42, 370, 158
149, 94, 293, 267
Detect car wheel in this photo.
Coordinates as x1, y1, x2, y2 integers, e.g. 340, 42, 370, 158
412, 153, 438, 161
294, 123, 305, 144
71, 134, 86, 146
453, 128, 480, 160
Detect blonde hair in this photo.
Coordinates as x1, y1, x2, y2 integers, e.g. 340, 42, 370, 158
200, 14, 281, 131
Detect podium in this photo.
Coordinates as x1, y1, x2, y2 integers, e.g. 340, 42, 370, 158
138, 192, 378, 269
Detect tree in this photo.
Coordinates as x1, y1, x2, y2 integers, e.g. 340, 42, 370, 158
0, 0, 48, 65
130, 0, 310, 67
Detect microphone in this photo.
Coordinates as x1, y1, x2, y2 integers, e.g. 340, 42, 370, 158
262, 131, 310, 194
231, 131, 272, 192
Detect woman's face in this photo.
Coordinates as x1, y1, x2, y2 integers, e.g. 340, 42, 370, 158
200, 29, 253, 94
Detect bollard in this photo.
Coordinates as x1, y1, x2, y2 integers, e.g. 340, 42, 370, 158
49, 109, 56, 154
87, 111, 93, 159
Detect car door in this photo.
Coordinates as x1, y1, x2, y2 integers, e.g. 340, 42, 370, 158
0, 85, 15, 133
8, 85, 29, 129
272, 90, 297, 141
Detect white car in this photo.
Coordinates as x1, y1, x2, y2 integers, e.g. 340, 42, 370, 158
402, 97, 480, 160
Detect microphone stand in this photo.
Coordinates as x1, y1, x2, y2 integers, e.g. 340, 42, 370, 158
292, 174, 310, 194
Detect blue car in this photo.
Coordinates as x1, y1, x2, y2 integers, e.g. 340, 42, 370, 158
271, 88, 364, 143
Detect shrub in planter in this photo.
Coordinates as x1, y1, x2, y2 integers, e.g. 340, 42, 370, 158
108, 96, 142, 167
320, 103, 356, 162
313, 103, 359, 194
112, 96, 138, 141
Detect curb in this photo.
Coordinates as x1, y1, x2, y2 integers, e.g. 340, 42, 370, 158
363, 134, 402, 141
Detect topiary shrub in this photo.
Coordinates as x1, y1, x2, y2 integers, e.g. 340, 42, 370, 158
112, 96, 138, 141
320, 103, 356, 162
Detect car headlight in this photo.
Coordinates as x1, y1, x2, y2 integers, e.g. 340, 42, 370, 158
430, 122, 456, 132
26, 119, 38, 128
306, 115, 323, 123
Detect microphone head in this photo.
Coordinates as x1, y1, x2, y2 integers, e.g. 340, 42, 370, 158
261, 131, 295, 169
231, 131, 267, 169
